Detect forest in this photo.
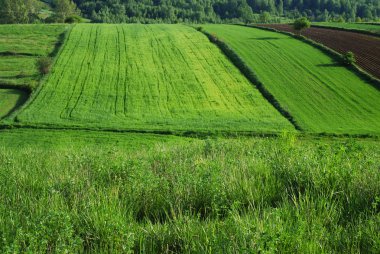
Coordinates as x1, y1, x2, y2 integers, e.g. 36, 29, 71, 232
0, 0, 379, 24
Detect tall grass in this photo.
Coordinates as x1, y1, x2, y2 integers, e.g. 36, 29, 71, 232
0, 134, 379, 253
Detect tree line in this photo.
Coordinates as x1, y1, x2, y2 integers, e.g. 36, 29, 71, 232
1, 0, 379, 24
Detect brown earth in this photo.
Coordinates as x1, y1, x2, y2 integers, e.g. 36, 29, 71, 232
257, 24, 380, 80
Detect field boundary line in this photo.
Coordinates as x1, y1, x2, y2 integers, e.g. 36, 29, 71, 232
2, 25, 75, 124
0, 123, 378, 140
193, 26, 302, 131
244, 24, 380, 91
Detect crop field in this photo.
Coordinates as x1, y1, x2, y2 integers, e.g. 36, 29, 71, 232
0, 24, 68, 89
203, 25, 380, 134
0, 133, 379, 253
314, 22, 380, 34
258, 24, 380, 80
14, 24, 293, 132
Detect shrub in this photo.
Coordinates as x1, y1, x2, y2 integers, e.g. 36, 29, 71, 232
36, 57, 53, 75
64, 15, 82, 24
342, 51, 356, 66
293, 17, 311, 35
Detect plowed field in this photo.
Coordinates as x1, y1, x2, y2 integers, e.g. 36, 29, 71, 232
258, 24, 380, 80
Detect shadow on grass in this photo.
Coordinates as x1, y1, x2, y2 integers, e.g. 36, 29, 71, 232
0, 88, 29, 119
316, 63, 342, 67
250, 37, 280, 40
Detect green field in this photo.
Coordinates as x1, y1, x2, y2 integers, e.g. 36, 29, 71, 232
0, 89, 28, 118
314, 22, 380, 34
14, 24, 293, 133
0, 24, 68, 89
0, 131, 379, 253
203, 25, 380, 134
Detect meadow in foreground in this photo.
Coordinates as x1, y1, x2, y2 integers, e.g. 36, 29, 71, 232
0, 130, 379, 253
203, 25, 380, 135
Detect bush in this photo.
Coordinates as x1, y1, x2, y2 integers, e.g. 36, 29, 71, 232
36, 57, 53, 75
293, 17, 311, 35
64, 15, 82, 24
342, 51, 356, 66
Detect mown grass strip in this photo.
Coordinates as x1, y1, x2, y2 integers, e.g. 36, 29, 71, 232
312, 22, 380, 36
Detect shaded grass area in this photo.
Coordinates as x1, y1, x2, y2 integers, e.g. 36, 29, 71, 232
0, 89, 28, 118
0, 24, 68, 90
0, 131, 379, 253
202, 25, 380, 135
15, 24, 293, 133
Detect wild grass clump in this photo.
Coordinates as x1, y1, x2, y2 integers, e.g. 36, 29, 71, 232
0, 135, 379, 252
36, 57, 53, 75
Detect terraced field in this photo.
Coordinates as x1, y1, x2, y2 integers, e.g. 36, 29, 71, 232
15, 24, 293, 132
203, 25, 380, 134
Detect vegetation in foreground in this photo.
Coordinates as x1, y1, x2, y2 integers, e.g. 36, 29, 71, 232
0, 131, 379, 253
203, 24, 380, 135
14, 24, 293, 132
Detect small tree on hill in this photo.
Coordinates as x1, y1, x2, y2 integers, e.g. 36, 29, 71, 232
293, 17, 311, 36
53, 0, 80, 23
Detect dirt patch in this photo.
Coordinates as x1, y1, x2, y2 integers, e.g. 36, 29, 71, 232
257, 24, 380, 80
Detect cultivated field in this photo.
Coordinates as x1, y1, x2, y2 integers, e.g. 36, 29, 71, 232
258, 24, 380, 80
0, 24, 67, 89
203, 25, 380, 134
14, 24, 293, 133
314, 22, 380, 34
0, 133, 379, 253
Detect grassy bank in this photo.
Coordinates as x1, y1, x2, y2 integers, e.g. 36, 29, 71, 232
0, 132, 379, 253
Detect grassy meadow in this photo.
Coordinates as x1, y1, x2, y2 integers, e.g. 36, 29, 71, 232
14, 24, 293, 133
314, 22, 380, 34
0, 24, 68, 90
203, 25, 380, 135
0, 22, 379, 253
0, 132, 379, 253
